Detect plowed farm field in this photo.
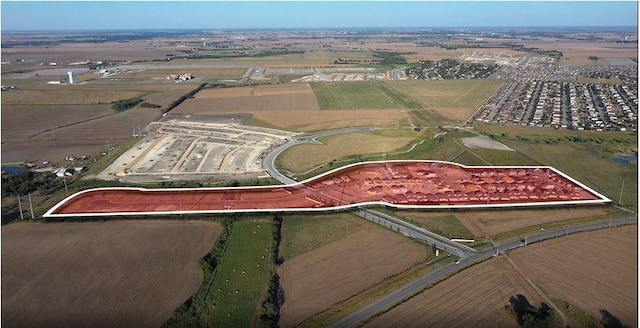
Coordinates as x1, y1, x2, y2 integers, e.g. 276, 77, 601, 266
173, 83, 320, 113
365, 256, 544, 328
510, 225, 638, 327
1, 220, 222, 328
278, 216, 429, 327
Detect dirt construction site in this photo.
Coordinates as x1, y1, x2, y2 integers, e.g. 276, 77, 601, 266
94, 117, 295, 182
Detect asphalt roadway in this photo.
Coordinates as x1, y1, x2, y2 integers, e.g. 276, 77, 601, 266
260, 127, 638, 327
355, 208, 477, 258
262, 127, 375, 185
331, 216, 638, 328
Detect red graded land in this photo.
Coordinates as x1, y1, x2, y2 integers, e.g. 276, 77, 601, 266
46, 161, 606, 217
1, 220, 222, 328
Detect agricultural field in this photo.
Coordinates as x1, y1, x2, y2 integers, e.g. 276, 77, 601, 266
278, 131, 415, 175
247, 109, 410, 132
278, 213, 429, 327
281, 213, 371, 260
510, 225, 638, 327
365, 256, 544, 328
1, 220, 222, 328
312, 82, 422, 110
392, 206, 623, 239
0, 83, 194, 105
207, 219, 273, 327
172, 83, 320, 113
384, 80, 503, 123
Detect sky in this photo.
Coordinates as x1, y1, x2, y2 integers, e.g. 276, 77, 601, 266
1, 1, 638, 31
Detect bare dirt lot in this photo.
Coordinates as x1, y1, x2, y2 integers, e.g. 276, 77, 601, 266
461, 136, 515, 151
95, 118, 294, 182
278, 227, 429, 326
365, 256, 543, 328
510, 225, 638, 327
1, 220, 222, 328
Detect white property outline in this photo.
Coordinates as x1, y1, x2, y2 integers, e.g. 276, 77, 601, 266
44, 160, 611, 218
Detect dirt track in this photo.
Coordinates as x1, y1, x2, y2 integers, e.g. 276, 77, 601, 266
1, 220, 222, 328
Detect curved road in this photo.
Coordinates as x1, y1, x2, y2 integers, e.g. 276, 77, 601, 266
260, 126, 638, 328
263, 127, 375, 184
331, 216, 638, 328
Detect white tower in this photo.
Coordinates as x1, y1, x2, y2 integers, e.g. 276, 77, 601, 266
67, 71, 74, 85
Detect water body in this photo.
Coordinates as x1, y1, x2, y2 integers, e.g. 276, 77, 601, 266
611, 154, 638, 166
1, 166, 25, 175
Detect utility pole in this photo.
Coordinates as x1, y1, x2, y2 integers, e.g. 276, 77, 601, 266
63, 174, 68, 192
619, 178, 625, 205
17, 195, 24, 220
51, 125, 56, 139
28, 192, 35, 219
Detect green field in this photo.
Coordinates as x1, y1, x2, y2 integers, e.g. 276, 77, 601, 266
208, 219, 273, 327
281, 213, 369, 260
389, 211, 474, 239
384, 80, 503, 123
474, 124, 638, 210
312, 82, 422, 110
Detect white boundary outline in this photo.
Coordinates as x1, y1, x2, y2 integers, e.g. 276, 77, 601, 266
44, 160, 611, 218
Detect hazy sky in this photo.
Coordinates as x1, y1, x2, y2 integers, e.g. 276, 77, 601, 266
1, 1, 638, 31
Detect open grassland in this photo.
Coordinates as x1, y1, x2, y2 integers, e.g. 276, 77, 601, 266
207, 219, 273, 328
510, 226, 638, 327
365, 256, 544, 328
281, 213, 371, 260
1, 220, 222, 328
474, 124, 637, 210
278, 131, 415, 175
279, 217, 429, 327
312, 82, 422, 110
385, 206, 623, 239
385, 80, 502, 123
389, 211, 474, 239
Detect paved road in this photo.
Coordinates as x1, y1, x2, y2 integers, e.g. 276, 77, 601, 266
263, 127, 375, 185
331, 216, 638, 328
355, 208, 476, 258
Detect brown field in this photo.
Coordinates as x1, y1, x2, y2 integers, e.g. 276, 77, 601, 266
519, 40, 638, 59
1, 40, 183, 63
118, 68, 247, 79
510, 225, 638, 327
396, 206, 620, 238
2, 106, 163, 163
1, 83, 195, 105
279, 132, 414, 174
174, 83, 320, 113
1, 104, 113, 140
278, 229, 429, 326
365, 256, 544, 328
1, 220, 222, 328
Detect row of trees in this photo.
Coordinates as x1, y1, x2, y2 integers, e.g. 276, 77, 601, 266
260, 213, 285, 327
